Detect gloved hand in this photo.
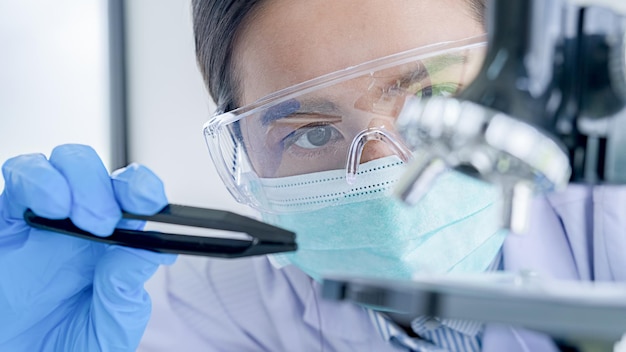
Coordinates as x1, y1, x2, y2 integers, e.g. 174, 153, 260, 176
0, 144, 177, 351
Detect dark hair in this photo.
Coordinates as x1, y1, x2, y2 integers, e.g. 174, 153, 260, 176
192, 0, 486, 113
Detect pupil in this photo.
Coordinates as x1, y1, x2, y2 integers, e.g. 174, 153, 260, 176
307, 126, 331, 146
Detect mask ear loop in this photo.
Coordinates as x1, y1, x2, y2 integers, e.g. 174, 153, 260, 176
345, 127, 413, 184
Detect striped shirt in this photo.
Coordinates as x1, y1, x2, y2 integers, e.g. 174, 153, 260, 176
368, 252, 503, 351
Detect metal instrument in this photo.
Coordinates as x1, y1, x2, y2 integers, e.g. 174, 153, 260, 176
395, 0, 626, 234
323, 272, 626, 352
24, 204, 297, 258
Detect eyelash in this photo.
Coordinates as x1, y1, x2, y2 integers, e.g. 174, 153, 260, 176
402, 79, 461, 97
273, 78, 461, 158
282, 124, 343, 154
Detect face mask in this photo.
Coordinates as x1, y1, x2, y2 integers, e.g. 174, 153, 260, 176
257, 156, 507, 281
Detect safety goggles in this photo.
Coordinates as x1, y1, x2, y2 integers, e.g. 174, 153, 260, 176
203, 36, 487, 212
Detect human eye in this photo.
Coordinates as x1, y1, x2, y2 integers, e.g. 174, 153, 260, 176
396, 56, 467, 99
284, 123, 343, 150
411, 82, 461, 98
400, 68, 461, 99
432, 82, 461, 96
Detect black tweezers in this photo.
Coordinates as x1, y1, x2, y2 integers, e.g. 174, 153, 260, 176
24, 204, 296, 258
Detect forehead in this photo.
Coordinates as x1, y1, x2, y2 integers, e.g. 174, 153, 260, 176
233, 0, 483, 106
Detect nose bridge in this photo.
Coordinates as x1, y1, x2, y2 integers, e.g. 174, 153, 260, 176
345, 123, 413, 184
359, 118, 399, 163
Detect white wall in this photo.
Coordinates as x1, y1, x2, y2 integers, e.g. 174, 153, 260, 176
0, 0, 251, 216
0, 0, 111, 189
124, 0, 252, 215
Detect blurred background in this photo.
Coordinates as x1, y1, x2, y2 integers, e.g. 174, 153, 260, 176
0, 0, 253, 216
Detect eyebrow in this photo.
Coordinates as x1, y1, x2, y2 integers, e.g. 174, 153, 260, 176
260, 52, 470, 126
261, 98, 342, 126
396, 53, 468, 86
427, 53, 468, 73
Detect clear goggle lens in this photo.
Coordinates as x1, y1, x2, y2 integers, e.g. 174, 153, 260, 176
204, 36, 487, 212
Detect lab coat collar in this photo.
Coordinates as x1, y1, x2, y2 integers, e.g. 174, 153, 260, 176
298, 276, 380, 342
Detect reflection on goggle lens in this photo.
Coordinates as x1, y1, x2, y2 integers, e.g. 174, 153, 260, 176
242, 48, 483, 178
203, 36, 487, 211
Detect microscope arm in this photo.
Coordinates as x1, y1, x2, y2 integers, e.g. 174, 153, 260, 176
394, 0, 626, 233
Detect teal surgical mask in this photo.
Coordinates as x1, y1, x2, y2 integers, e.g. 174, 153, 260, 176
258, 156, 507, 281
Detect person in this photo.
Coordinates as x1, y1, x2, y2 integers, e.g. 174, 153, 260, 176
1, 0, 625, 351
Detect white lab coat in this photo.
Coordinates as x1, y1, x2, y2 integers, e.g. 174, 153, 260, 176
140, 184, 626, 351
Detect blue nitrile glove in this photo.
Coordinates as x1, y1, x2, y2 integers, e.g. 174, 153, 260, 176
0, 144, 177, 351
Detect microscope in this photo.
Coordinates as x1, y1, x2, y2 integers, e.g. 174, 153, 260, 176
323, 1, 626, 350
396, 0, 626, 234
